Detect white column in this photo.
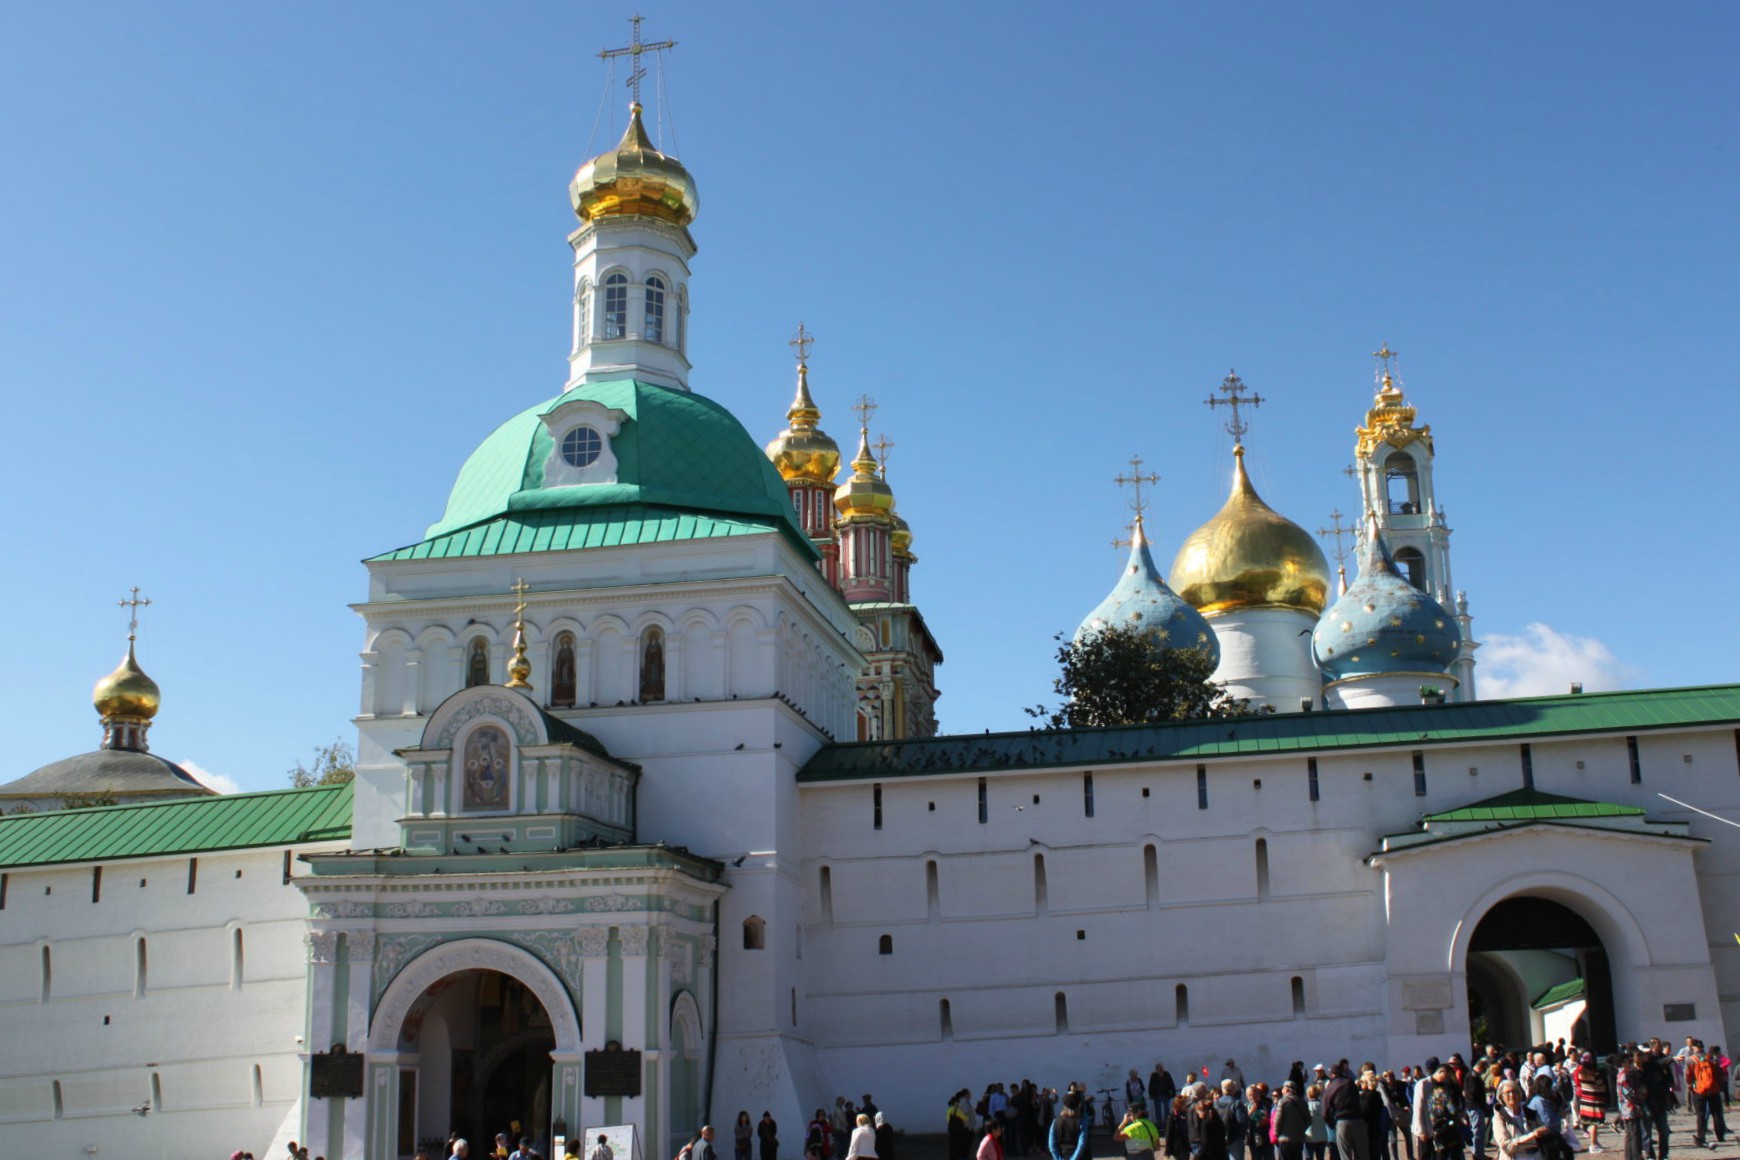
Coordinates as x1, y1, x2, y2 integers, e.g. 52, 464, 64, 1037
619, 924, 652, 1151
578, 926, 611, 1131
344, 932, 377, 1159
304, 930, 342, 1160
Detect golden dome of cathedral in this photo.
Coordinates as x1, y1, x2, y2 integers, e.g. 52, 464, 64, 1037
765, 364, 841, 484
1170, 446, 1330, 616
834, 429, 894, 521
93, 641, 161, 722
569, 103, 698, 226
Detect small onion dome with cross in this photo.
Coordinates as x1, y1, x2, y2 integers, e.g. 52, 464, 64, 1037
834, 429, 894, 520
1170, 446, 1331, 616
570, 102, 698, 227
93, 639, 161, 725
1312, 515, 1459, 680
766, 365, 841, 485
1078, 517, 1219, 666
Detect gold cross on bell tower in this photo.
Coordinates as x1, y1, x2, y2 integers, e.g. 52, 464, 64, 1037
872, 434, 895, 478
1373, 342, 1400, 388
118, 586, 152, 641
1111, 454, 1160, 549
1205, 369, 1265, 446
599, 14, 677, 109
852, 394, 878, 436
789, 321, 815, 368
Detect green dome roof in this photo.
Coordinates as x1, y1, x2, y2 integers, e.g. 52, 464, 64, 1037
426, 379, 809, 549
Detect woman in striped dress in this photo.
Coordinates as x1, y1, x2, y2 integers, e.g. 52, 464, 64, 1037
1573, 1053, 1608, 1154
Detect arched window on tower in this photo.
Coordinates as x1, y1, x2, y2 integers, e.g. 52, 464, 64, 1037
603, 272, 629, 339
639, 627, 666, 702
465, 638, 490, 688
576, 279, 591, 347
742, 915, 766, 950
1395, 547, 1427, 590
551, 632, 577, 708
645, 276, 666, 345
1384, 450, 1421, 515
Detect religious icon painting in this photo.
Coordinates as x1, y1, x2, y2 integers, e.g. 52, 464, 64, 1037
462, 723, 511, 811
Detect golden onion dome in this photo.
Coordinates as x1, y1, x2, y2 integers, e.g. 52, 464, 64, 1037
834, 429, 894, 520
93, 640, 161, 722
891, 511, 913, 555
570, 103, 699, 226
765, 365, 841, 484
1169, 446, 1331, 616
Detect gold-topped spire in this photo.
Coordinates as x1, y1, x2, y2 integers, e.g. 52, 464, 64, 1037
94, 587, 162, 750
766, 323, 842, 484
505, 578, 533, 690
834, 397, 895, 520
597, 14, 677, 110
1356, 342, 1432, 458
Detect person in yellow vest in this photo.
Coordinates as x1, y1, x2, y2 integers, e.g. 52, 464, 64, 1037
1118, 1101, 1164, 1160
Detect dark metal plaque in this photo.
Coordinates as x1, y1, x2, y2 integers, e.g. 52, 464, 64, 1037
310, 1043, 366, 1099
584, 1040, 642, 1097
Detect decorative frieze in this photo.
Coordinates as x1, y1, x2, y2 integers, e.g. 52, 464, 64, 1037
307, 930, 340, 963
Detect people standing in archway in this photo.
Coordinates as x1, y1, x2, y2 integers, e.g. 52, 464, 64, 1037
1573, 1053, 1607, 1153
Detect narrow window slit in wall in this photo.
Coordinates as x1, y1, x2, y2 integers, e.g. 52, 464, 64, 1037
1083, 773, 1094, 818
1, 872, 9, 910
1196, 765, 1208, 810
187, 857, 198, 895
1627, 735, 1642, 784
1291, 975, 1306, 1018
878, 934, 893, 955
282, 850, 293, 886
231, 928, 245, 990
1034, 853, 1049, 915
790, 986, 797, 1026
743, 916, 766, 950
150, 1071, 162, 1113
872, 782, 883, 830
252, 1064, 264, 1107
819, 866, 834, 925
926, 860, 940, 922
1143, 845, 1159, 909
1175, 983, 1189, 1028
1307, 757, 1320, 802
1412, 751, 1427, 797
135, 937, 148, 998
1054, 991, 1069, 1035
1520, 743, 1535, 790
91, 865, 102, 904
940, 998, 954, 1040
41, 945, 52, 1002
52, 1080, 63, 1119
1255, 838, 1271, 902
977, 777, 988, 824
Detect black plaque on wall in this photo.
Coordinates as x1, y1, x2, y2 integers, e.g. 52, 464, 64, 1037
310, 1043, 366, 1099
584, 1039, 643, 1097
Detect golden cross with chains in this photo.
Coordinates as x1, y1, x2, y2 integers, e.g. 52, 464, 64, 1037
1205, 369, 1265, 444
118, 586, 152, 641
852, 394, 878, 435
789, 322, 814, 367
1316, 510, 1357, 572
599, 14, 676, 108
1373, 342, 1400, 386
872, 434, 895, 476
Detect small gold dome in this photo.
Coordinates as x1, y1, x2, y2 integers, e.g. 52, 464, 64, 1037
570, 103, 699, 226
834, 429, 894, 520
93, 641, 161, 721
766, 365, 841, 484
1170, 446, 1331, 615
891, 511, 913, 555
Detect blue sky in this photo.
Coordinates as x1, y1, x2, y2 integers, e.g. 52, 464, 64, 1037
4, 3, 1737, 793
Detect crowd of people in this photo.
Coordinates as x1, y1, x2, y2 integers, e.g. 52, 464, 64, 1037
936, 1037, 1732, 1160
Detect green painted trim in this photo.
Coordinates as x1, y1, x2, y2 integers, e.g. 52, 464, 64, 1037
799, 684, 1740, 782
1422, 787, 1644, 823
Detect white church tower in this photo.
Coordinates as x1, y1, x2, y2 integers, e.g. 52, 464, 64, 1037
1352, 345, 1478, 699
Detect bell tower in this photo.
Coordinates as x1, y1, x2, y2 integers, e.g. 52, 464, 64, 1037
1352, 344, 1477, 699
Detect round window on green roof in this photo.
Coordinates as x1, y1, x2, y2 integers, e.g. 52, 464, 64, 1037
560, 426, 603, 468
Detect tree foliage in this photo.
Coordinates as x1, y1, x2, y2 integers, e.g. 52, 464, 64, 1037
289, 738, 356, 788
1028, 625, 1257, 729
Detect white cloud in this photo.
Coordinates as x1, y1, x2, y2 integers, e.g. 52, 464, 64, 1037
1478, 623, 1633, 699
180, 759, 240, 795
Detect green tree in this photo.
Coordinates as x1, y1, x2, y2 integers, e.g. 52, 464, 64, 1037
61, 791, 120, 810
1028, 625, 1257, 729
289, 738, 356, 788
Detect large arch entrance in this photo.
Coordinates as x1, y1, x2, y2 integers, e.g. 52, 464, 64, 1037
369, 938, 584, 1160
1465, 897, 1617, 1053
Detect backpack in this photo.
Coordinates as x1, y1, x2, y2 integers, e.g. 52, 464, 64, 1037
1691, 1057, 1717, 1096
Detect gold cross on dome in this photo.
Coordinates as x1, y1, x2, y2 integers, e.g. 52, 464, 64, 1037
872, 434, 895, 476
598, 15, 677, 109
1205, 369, 1265, 445
510, 577, 530, 618
852, 394, 878, 434
118, 586, 152, 641
1373, 342, 1401, 387
789, 322, 814, 367
1113, 454, 1160, 521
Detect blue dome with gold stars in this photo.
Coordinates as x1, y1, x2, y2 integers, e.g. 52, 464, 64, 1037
1313, 517, 1458, 681
1078, 518, 1220, 665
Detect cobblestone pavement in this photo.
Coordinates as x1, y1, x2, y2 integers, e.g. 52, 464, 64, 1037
891, 1109, 1740, 1160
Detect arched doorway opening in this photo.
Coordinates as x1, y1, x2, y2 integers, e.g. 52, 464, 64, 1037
1466, 897, 1617, 1053
400, 969, 555, 1151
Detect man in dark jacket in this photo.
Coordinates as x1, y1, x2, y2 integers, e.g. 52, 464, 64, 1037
1324, 1064, 1369, 1160
1152, 1066, 1178, 1132
1272, 1082, 1308, 1160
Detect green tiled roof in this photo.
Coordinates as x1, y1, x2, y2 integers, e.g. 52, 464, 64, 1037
370, 504, 801, 562
1532, 978, 1586, 1008
0, 783, 353, 868
1422, 788, 1643, 823
799, 684, 1740, 782
413, 379, 812, 559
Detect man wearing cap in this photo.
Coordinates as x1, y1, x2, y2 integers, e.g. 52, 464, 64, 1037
1117, 1100, 1162, 1160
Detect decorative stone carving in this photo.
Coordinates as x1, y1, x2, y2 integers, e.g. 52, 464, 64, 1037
373, 933, 446, 1001
370, 937, 581, 1054
582, 893, 639, 913
434, 694, 541, 748
576, 927, 611, 958
307, 930, 340, 963
697, 940, 715, 970
385, 900, 439, 919
670, 948, 690, 985
452, 898, 507, 918
502, 930, 584, 998
618, 925, 651, 956
346, 932, 378, 961
519, 896, 577, 915
313, 900, 372, 919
